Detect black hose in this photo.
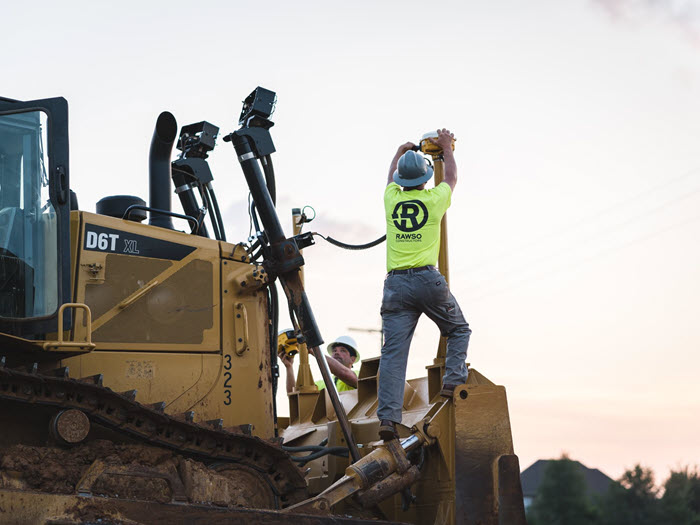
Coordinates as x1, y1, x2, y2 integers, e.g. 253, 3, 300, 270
250, 201, 262, 235
200, 188, 222, 241
269, 282, 279, 436
261, 155, 276, 205
315, 233, 386, 251
282, 445, 329, 453
207, 184, 226, 241
288, 446, 349, 465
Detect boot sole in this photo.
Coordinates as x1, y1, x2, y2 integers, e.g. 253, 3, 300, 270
378, 425, 399, 441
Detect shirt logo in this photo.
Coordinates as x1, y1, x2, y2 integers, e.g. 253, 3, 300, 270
392, 200, 429, 232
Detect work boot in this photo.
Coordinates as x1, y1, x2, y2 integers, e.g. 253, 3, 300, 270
439, 383, 458, 398
378, 419, 399, 441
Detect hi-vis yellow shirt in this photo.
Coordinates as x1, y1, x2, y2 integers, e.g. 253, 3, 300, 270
315, 373, 357, 392
384, 182, 452, 272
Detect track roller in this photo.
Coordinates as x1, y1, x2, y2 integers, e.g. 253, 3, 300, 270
50, 409, 91, 445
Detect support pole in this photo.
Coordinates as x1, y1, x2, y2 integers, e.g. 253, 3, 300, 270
433, 156, 449, 362
292, 208, 317, 393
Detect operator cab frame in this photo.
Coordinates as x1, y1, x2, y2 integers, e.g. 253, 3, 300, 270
0, 97, 71, 337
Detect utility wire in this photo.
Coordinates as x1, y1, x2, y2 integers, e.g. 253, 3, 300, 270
468, 211, 700, 303
457, 167, 700, 277
465, 183, 700, 294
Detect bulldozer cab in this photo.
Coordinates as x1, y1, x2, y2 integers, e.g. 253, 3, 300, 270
0, 97, 72, 337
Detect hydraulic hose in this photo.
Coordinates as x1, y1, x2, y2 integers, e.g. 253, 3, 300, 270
288, 446, 349, 466
269, 282, 280, 436
200, 188, 221, 241
314, 233, 386, 251
206, 183, 226, 241
261, 155, 276, 205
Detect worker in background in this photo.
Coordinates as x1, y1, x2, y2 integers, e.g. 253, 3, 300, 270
279, 335, 360, 394
377, 129, 472, 442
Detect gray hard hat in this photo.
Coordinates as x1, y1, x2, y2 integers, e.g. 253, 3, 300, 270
393, 150, 434, 187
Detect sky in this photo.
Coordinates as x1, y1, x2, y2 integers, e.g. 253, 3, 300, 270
3, 0, 699, 483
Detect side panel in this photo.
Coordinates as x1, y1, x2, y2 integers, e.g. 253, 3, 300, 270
219, 255, 276, 437
72, 212, 220, 351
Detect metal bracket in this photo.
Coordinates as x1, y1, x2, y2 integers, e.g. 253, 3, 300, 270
233, 303, 250, 356
43, 303, 96, 352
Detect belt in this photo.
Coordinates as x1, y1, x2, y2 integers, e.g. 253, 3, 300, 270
388, 265, 435, 276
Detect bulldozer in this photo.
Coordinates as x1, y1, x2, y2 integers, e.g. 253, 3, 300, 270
0, 88, 527, 524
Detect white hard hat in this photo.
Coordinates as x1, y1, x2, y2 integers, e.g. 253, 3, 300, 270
327, 335, 360, 362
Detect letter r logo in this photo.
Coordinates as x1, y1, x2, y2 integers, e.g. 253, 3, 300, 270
392, 200, 429, 232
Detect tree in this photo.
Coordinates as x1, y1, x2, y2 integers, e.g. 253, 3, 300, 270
660, 467, 700, 525
597, 465, 660, 525
527, 455, 598, 525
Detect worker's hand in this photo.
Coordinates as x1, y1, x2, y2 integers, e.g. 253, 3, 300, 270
397, 142, 417, 155
279, 352, 295, 369
428, 129, 455, 153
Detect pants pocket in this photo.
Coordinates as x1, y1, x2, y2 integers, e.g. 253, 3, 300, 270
381, 278, 402, 313
429, 273, 450, 303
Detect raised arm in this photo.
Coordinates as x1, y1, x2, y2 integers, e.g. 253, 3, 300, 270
387, 142, 417, 185
279, 353, 296, 393
429, 129, 457, 191
310, 348, 358, 388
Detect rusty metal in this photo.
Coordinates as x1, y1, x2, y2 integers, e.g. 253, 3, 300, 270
285, 433, 428, 514
355, 466, 421, 508
51, 409, 90, 444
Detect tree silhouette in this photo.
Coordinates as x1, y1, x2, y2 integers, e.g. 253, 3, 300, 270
660, 467, 700, 525
527, 454, 597, 525
597, 465, 660, 525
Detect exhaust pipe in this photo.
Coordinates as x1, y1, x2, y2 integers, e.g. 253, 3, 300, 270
149, 111, 178, 229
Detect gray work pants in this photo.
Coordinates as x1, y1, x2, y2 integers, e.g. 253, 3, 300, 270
377, 266, 471, 424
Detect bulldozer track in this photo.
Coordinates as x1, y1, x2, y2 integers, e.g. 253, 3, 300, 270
0, 358, 308, 509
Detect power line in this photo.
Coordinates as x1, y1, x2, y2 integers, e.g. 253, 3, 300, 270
464, 182, 700, 294
457, 167, 700, 277
467, 211, 700, 303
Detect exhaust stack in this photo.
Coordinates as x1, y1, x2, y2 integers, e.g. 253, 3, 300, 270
149, 111, 178, 229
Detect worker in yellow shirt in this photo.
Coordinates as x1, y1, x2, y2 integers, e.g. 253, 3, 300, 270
279, 335, 359, 394
377, 129, 471, 442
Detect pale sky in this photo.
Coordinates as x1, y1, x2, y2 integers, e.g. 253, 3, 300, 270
4, 0, 699, 482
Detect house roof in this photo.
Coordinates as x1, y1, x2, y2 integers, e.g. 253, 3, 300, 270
521, 459, 613, 498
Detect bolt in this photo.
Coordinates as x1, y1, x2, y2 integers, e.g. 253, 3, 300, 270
236, 314, 241, 319
459, 390, 468, 400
